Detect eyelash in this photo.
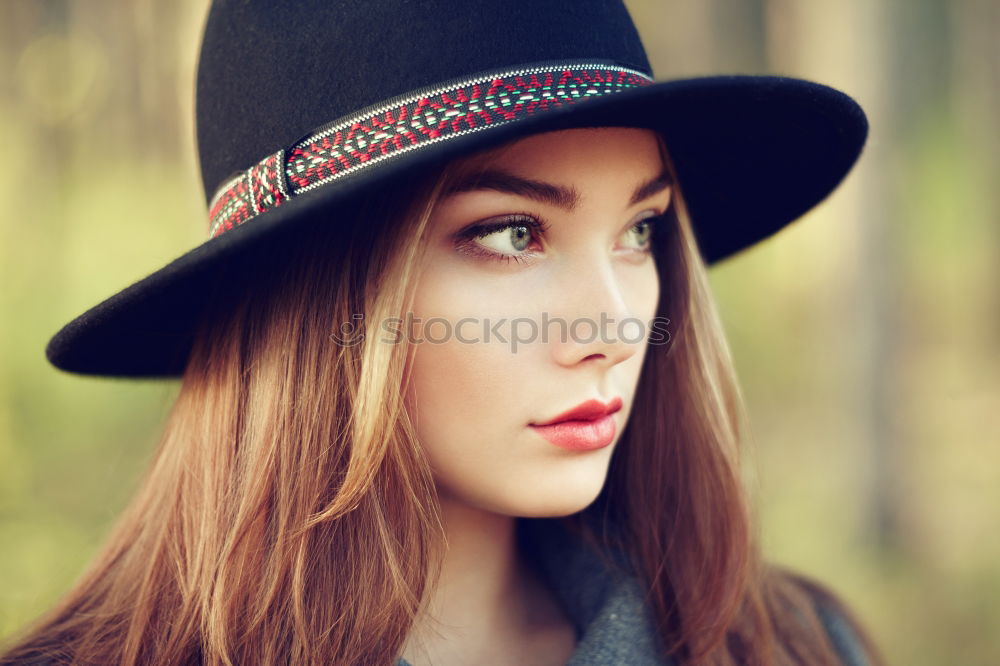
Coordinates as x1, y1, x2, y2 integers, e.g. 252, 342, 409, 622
454, 212, 662, 265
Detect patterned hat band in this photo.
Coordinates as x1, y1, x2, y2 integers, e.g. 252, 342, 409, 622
207, 62, 655, 239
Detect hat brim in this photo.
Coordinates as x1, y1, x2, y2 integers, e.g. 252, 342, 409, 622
45, 75, 867, 378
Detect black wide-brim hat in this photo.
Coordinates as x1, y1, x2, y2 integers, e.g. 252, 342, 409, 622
46, 0, 868, 379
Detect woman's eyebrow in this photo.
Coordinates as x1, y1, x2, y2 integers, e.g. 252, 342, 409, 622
629, 171, 673, 206
445, 168, 672, 211
446, 169, 579, 210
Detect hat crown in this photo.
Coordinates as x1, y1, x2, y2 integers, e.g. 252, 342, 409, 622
195, 0, 651, 201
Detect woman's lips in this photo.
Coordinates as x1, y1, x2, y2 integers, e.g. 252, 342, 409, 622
530, 415, 618, 451
529, 397, 623, 451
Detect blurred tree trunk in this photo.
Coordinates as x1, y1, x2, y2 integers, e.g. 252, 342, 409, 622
950, 0, 1000, 338
762, 0, 908, 553
862, 0, 904, 553
627, 0, 766, 75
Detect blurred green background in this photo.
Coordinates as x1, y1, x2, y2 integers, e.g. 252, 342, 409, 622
1, 1, 998, 663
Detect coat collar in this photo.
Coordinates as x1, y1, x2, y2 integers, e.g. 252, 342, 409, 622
522, 518, 674, 665
397, 518, 674, 665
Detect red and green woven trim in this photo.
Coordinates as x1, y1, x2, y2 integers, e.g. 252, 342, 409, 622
207, 63, 654, 238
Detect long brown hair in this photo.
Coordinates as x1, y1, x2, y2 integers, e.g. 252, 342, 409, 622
1, 133, 884, 665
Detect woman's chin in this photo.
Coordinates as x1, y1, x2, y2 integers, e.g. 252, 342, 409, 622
464, 474, 610, 519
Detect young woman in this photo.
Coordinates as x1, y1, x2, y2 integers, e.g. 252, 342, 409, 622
3, 1, 884, 664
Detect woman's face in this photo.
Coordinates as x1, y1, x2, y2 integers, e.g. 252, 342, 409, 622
404, 127, 669, 517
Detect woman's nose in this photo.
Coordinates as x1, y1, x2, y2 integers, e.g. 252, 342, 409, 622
545, 258, 652, 369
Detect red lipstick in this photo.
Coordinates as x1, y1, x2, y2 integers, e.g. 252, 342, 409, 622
530, 397, 623, 451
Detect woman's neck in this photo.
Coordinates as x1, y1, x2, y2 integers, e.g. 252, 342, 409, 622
399, 497, 576, 665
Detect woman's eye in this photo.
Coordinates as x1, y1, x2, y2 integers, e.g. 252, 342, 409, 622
455, 214, 548, 264
453, 212, 663, 264
481, 225, 533, 253
620, 215, 659, 251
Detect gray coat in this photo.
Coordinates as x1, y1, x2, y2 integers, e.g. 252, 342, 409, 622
397, 520, 870, 666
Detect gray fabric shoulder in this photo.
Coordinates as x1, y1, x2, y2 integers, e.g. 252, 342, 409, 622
814, 597, 871, 666
564, 573, 672, 666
